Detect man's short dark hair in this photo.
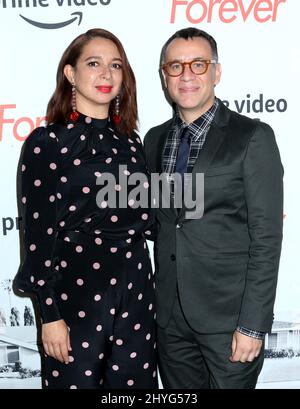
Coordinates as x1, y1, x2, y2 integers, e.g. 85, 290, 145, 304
161, 27, 218, 64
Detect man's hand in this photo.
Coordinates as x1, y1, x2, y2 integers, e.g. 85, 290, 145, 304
42, 319, 72, 364
230, 330, 262, 363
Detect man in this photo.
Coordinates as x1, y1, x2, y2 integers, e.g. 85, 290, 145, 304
144, 27, 283, 389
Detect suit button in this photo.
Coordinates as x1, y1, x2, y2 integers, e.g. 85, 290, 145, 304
176, 224, 182, 229
170, 254, 176, 261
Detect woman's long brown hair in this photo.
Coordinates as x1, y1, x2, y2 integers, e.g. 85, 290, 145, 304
46, 28, 137, 136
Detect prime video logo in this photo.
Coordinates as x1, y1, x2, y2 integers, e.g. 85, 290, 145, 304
0, 0, 112, 29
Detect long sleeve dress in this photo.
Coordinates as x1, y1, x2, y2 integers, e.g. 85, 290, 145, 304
15, 114, 157, 389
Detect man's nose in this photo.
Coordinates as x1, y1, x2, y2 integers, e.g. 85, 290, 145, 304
181, 63, 195, 79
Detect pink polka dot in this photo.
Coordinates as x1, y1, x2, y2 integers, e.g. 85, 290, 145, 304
130, 352, 137, 358
121, 311, 129, 319
49, 132, 56, 139
60, 260, 67, 268
61, 176, 67, 183
77, 279, 84, 286
110, 308, 115, 315
46, 298, 53, 305
45, 260, 51, 267
96, 325, 102, 331
47, 228, 53, 235
149, 303, 153, 310
82, 342, 89, 348
61, 293, 68, 301
38, 280, 45, 286
33, 212, 39, 219
127, 380, 134, 386
143, 182, 149, 189
95, 230, 101, 234
111, 215, 118, 222
113, 134, 119, 140
76, 245, 83, 253
142, 213, 148, 220
99, 353, 104, 360
153, 371, 157, 377
59, 221, 65, 228
85, 218, 91, 223
49, 195, 55, 202
61, 147, 68, 154
105, 157, 112, 164
136, 137, 141, 143
85, 117, 92, 123
85, 370, 92, 376
49, 163, 57, 170
100, 201, 107, 208
112, 365, 119, 371
30, 275, 34, 283
138, 263, 142, 270
45, 379, 49, 386
21, 164, 26, 172
95, 171, 101, 177
95, 237, 102, 245
143, 363, 149, 369
78, 311, 86, 318
128, 138, 134, 144
128, 229, 135, 235
80, 134, 85, 141
67, 124, 74, 129
126, 238, 132, 244
29, 244, 36, 251
69, 356, 74, 363
110, 247, 118, 253
22, 197, 26, 204
52, 370, 59, 377
146, 333, 151, 340
131, 146, 137, 152
115, 184, 121, 191
126, 252, 132, 259
34, 179, 41, 187
128, 282, 133, 290
138, 293, 143, 300
128, 199, 135, 207
94, 294, 101, 301
93, 262, 100, 270
124, 169, 130, 176
134, 323, 141, 331
131, 157, 137, 163
73, 159, 81, 166
109, 335, 114, 342
82, 187, 90, 194
112, 148, 118, 154
110, 278, 117, 285
69, 205, 76, 211
70, 385, 77, 389
116, 339, 123, 346
34, 147, 41, 154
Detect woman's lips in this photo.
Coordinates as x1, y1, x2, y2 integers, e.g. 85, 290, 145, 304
96, 86, 113, 93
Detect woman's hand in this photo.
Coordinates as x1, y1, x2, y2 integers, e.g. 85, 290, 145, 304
42, 319, 72, 364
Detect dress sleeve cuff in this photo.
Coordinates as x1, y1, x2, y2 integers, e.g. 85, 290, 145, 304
36, 286, 61, 324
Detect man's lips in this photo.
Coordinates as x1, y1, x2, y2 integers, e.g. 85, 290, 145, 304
96, 86, 113, 93
179, 87, 200, 93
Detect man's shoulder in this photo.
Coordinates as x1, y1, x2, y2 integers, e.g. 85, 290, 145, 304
144, 118, 173, 143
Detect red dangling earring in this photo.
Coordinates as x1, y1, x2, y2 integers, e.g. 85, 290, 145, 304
69, 81, 79, 122
112, 94, 121, 124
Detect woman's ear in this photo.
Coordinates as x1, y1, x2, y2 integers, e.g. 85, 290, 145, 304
64, 64, 75, 84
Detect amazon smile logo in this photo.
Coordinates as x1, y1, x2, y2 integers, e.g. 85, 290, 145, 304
1, 0, 112, 30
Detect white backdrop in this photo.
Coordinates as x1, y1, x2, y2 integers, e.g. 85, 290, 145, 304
0, 0, 299, 388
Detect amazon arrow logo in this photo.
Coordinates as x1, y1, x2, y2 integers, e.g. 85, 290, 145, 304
19, 11, 82, 29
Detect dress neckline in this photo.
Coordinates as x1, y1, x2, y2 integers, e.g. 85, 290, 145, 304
75, 113, 109, 129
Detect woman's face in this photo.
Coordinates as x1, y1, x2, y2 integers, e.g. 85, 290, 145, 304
64, 37, 123, 118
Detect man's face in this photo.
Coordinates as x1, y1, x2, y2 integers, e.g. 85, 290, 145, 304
162, 37, 221, 122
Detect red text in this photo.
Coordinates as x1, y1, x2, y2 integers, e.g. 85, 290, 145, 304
170, 0, 287, 24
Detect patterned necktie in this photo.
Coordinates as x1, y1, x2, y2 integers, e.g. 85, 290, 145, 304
175, 126, 190, 177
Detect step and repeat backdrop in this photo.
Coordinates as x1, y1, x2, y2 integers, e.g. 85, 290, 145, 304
0, 0, 299, 388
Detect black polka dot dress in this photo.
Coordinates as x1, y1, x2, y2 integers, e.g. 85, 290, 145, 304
15, 114, 157, 389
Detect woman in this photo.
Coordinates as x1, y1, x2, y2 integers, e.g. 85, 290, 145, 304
15, 28, 157, 389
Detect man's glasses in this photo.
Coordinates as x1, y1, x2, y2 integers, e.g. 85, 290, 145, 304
162, 59, 217, 77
